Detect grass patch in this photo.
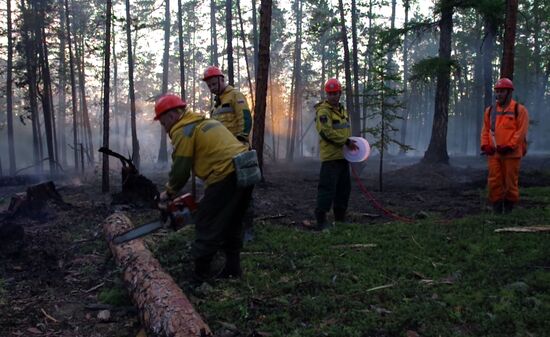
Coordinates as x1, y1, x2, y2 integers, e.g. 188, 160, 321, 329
154, 187, 550, 337
98, 284, 132, 307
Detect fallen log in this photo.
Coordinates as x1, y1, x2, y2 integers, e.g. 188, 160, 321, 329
103, 213, 212, 337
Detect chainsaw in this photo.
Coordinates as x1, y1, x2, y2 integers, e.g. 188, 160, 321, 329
112, 193, 198, 244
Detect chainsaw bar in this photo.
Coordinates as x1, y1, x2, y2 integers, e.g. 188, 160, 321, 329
112, 220, 165, 244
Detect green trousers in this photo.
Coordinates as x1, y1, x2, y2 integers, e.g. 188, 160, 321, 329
192, 172, 253, 260
316, 159, 351, 213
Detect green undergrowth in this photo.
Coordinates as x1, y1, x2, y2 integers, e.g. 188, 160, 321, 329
154, 187, 550, 337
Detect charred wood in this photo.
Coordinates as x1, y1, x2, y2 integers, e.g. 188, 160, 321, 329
98, 147, 159, 207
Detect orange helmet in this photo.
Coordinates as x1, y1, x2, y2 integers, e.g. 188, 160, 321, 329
202, 66, 224, 81
154, 94, 187, 120
324, 78, 342, 93
494, 77, 514, 90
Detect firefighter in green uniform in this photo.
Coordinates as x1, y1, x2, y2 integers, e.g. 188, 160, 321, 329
202, 66, 252, 143
202, 65, 255, 241
155, 94, 254, 281
314, 78, 358, 230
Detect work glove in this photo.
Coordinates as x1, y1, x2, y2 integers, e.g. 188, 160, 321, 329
496, 145, 514, 155
480, 145, 495, 156
345, 138, 359, 151
158, 190, 174, 210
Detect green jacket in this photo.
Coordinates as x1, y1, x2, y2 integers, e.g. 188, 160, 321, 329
315, 100, 351, 161
210, 85, 252, 143
166, 109, 248, 195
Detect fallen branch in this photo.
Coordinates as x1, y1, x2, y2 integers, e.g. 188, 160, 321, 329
494, 226, 550, 233
256, 214, 286, 221
103, 213, 211, 337
366, 283, 395, 292
41, 308, 60, 323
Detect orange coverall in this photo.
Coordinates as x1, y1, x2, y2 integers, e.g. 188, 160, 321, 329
480, 99, 529, 204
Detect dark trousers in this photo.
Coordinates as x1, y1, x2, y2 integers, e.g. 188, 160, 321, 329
316, 159, 351, 213
192, 172, 253, 260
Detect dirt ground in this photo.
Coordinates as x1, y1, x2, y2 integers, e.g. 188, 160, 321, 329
1, 155, 549, 337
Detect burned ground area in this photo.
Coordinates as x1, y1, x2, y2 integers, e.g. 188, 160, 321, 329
0, 155, 549, 337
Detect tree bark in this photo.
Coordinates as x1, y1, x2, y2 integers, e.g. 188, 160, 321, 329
102, 0, 112, 193
422, 0, 453, 164
125, 0, 140, 169
338, 0, 356, 135
500, 0, 518, 79
252, 0, 272, 172
103, 213, 212, 337
7, 0, 16, 175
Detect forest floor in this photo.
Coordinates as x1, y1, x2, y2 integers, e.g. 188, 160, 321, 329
0, 154, 549, 337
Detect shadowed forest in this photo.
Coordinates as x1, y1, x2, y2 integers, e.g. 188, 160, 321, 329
1, 0, 549, 336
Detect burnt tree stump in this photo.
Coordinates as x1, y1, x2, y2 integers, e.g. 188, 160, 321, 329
103, 213, 212, 337
98, 147, 159, 208
1, 181, 65, 254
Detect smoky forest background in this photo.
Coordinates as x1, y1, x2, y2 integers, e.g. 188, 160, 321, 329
0, 0, 549, 185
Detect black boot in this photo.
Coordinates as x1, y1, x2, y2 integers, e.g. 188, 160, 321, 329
492, 200, 504, 214
216, 252, 242, 279
333, 207, 347, 222
193, 256, 212, 283
503, 200, 515, 213
315, 209, 329, 230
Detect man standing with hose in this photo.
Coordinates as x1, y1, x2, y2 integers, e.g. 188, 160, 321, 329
314, 78, 359, 230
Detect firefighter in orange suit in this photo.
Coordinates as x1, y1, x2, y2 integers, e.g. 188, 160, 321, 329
480, 77, 529, 213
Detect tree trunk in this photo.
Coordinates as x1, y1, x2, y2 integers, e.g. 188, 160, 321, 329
211, 0, 218, 66
422, 1, 453, 164
237, 0, 254, 108
57, 0, 67, 167
7, 0, 16, 175
500, 0, 518, 79
252, 0, 259, 76
113, 27, 120, 152
102, 0, 112, 193
103, 213, 212, 337
351, 0, 361, 136
226, 0, 235, 85
20, 0, 41, 173
399, 0, 410, 153
287, 0, 302, 161
252, 0, 272, 172
158, 0, 170, 163
338, 0, 355, 136
178, 0, 186, 98
37, 23, 56, 174
76, 35, 94, 165
65, 0, 79, 171
125, 0, 140, 169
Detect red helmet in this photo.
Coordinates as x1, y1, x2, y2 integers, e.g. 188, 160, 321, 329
494, 77, 514, 90
202, 66, 224, 81
324, 78, 342, 93
154, 94, 187, 120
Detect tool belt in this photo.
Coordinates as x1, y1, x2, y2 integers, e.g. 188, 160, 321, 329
233, 150, 261, 187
